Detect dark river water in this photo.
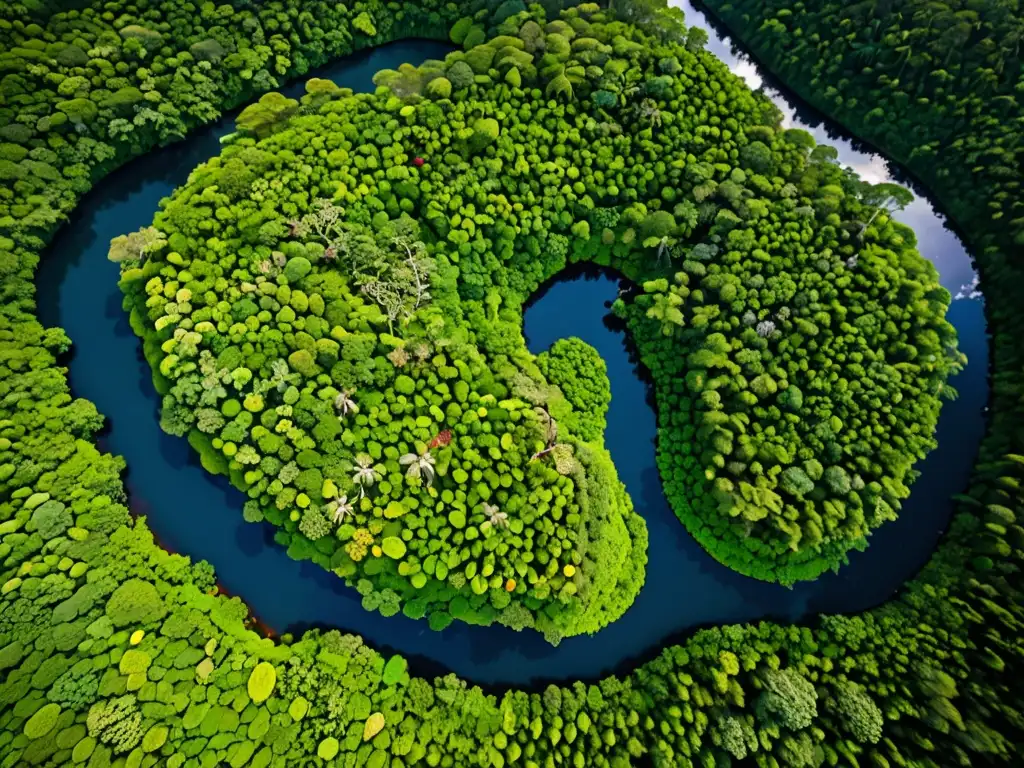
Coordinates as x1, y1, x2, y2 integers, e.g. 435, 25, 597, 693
36, 9, 988, 687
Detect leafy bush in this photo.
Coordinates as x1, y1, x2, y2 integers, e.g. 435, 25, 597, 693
105, 580, 165, 628
24, 703, 61, 739
247, 662, 277, 703
31, 500, 72, 539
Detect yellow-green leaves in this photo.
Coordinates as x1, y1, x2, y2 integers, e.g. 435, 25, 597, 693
363, 712, 385, 741
383, 500, 407, 519
247, 662, 277, 703
24, 704, 61, 739
317, 737, 339, 760
381, 536, 406, 559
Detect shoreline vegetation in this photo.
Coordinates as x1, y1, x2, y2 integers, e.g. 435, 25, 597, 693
115, 0, 957, 641
0, 1, 1019, 767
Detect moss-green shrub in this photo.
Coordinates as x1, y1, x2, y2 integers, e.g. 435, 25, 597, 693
105, 581, 166, 628
24, 703, 61, 739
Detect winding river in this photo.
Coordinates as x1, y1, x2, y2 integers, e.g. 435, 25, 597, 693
36, 3, 988, 687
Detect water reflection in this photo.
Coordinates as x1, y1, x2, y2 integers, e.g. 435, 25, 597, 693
675, 0, 980, 294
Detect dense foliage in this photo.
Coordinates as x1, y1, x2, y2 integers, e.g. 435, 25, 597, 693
702, 0, 1023, 256
537, 338, 611, 443
123, 167, 645, 641
0, 1, 1022, 767
116, 0, 958, 593
621, 184, 960, 578
700, 0, 1024, 560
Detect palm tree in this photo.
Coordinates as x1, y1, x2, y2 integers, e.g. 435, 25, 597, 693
481, 503, 508, 530
638, 98, 662, 129
894, 43, 915, 80
1004, 21, 1024, 59
334, 389, 359, 420
269, 359, 299, 393
535, 404, 558, 447
325, 494, 354, 524
400, 449, 436, 485
530, 405, 567, 463
646, 292, 684, 336
851, 39, 883, 67
351, 454, 381, 495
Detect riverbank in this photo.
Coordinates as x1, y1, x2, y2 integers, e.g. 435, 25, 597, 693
32, 8, 987, 687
